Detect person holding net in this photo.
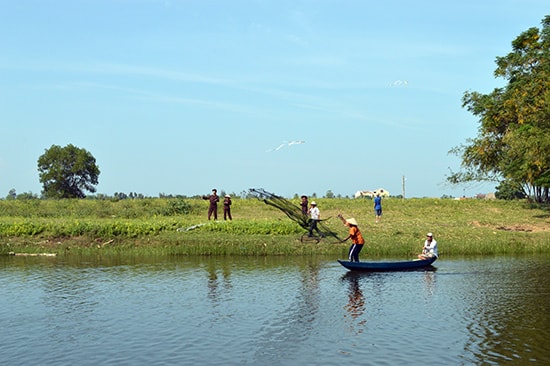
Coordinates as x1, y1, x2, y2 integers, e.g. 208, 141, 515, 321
338, 214, 365, 262
308, 201, 323, 237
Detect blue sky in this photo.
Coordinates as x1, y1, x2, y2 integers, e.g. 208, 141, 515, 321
1, 1, 547, 198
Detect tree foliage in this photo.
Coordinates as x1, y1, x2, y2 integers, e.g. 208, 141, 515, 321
38, 144, 100, 199
495, 179, 527, 200
449, 16, 550, 203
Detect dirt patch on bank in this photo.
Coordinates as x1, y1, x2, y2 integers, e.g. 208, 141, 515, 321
470, 220, 549, 233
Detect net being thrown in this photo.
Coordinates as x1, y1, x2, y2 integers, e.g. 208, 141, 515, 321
249, 188, 342, 241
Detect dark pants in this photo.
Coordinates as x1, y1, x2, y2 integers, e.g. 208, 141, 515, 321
224, 207, 232, 220
308, 219, 322, 237
208, 205, 217, 220
348, 244, 363, 262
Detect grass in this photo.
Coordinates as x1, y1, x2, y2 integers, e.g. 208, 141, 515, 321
1, 197, 549, 257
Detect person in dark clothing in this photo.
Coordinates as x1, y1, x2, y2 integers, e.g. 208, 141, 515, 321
202, 189, 219, 220
223, 195, 232, 220
300, 195, 309, 216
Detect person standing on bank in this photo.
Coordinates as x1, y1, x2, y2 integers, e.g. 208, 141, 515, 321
223, 194, 232, 221
418, 233, 438, 259
374, 193, 382, 223
308, 201, 322, 237
338, 215, 365, 262
202, 189, 219, 220
300, 195, 309, 216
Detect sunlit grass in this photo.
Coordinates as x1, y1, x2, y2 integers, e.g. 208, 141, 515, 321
1, 197, 549, 256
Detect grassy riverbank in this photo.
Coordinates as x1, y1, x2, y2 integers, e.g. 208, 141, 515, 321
1, 197, 549, 257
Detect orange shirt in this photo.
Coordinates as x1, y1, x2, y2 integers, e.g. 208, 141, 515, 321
349, 226, 364, 245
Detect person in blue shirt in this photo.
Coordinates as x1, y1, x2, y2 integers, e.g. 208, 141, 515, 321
373, 193, 382, 223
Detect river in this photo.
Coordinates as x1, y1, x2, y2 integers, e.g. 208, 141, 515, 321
1, 254, 549, 365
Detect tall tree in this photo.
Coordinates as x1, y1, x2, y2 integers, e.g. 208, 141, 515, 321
448, 16, 550, 203
38, 144, 100, 198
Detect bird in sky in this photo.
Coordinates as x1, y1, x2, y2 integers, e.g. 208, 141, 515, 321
389, 80, 408, 87
267, 140, 305, 152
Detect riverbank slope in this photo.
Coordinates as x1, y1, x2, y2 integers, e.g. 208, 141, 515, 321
1, 197, 548, 256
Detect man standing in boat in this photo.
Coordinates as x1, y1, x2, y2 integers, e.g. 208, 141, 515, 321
338, 215, 365, 262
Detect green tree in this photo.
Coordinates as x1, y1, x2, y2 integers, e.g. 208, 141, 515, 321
6, 189, 16, 200
448, 16, 550, 203
38, 144, 100, 199
495, 179, 526, 200
16, 192, 38, 200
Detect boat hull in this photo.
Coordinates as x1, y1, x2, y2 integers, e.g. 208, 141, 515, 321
337, 257, 437, 271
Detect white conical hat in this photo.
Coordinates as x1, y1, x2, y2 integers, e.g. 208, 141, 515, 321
346, 218, 358, 226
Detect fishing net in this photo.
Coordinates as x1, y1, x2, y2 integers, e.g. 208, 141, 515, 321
249, 188, 342, 241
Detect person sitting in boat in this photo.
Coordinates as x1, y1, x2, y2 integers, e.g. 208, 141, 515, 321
418, 233, 438, 259
338, 215, 365, 262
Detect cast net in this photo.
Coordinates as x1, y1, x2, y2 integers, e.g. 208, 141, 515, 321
249, 188, 342, 241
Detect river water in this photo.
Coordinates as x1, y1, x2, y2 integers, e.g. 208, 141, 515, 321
1, 254, 549, 366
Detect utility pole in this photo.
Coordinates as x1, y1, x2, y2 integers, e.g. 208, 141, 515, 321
402, 175, 406, 199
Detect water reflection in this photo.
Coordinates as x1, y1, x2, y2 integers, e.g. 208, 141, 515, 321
341, 273, 367, 334
205, 259, 232, 306
422, 270, 436, 300
251, 260, 321, 364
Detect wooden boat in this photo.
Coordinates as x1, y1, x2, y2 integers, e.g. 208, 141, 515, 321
337, 256, 437, 271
